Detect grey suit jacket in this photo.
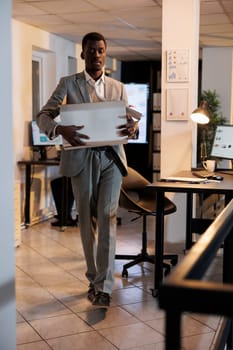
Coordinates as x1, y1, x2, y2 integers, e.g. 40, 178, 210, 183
36, 71, 128, 177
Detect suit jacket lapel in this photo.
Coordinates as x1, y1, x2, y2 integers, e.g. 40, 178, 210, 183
75, 72, 90, 103
74, 72, 114, 102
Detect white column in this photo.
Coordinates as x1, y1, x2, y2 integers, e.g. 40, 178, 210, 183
0, 0, 16, 349
161, 0, 200, 242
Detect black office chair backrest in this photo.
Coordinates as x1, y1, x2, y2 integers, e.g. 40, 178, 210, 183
119, 167, 176, 216
122, 167, 149, 191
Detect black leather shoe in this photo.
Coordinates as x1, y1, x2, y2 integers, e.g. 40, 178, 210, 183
92, 292, 111, 307
51, 218, 78, 227
87, 283, 96, 303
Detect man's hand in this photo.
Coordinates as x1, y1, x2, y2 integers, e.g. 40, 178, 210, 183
117, 114, 139, 139
56, 125, 90, 146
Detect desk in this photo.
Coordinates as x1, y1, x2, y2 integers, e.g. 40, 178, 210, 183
18, 159, 69, 227
150, 170, 233, 296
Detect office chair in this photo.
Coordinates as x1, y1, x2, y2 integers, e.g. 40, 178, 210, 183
115, 167, 178, 277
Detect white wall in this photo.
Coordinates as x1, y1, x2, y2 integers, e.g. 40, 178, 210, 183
0, 1, 16, 349
13, 19, 78, 174
12, 20, 81, 224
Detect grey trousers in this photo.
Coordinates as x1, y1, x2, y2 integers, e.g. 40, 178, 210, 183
71, 149, 122, 294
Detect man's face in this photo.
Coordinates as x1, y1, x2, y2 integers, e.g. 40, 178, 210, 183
82, 40, 106, 74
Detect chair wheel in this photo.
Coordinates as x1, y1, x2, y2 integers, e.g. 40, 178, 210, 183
122, 269, 128, 278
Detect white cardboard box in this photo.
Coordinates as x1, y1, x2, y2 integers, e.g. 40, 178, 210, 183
60, 101, 128, 149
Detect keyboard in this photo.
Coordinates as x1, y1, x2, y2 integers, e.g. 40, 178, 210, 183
192, 170, 215, 178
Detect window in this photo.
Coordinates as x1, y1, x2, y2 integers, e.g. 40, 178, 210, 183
32, 55, 42, 120
68, 56, 77, 74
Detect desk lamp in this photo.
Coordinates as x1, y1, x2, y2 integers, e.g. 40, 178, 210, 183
190, 100, 210, 162
190, 100, 210, 124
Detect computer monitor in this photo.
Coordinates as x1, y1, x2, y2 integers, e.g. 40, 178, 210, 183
31, 120, 62, 160
124, 83, 149, 144
31, 120, 62, 147
211, 125, 233, 160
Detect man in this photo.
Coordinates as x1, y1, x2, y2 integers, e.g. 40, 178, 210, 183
36, 32, 139, 307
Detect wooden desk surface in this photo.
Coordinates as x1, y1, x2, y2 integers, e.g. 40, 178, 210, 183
18, 159, 60, 166
150, 170, 233, 195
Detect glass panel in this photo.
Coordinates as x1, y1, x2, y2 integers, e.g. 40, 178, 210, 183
32, 60, 40, 120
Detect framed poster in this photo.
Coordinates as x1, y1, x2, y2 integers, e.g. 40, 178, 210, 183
166, 88, 189, 121
167, 49, 190, 82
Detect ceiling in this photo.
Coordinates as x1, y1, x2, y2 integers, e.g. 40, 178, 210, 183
12, 0, 233, 61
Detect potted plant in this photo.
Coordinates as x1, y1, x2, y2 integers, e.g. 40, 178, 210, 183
197, 89, 226, 166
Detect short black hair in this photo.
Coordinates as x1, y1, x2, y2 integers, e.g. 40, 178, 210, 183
82, 32, 107, 50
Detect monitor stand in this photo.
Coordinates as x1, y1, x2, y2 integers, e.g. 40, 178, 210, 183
38, 146, 47, 160
32, 146, 47, 161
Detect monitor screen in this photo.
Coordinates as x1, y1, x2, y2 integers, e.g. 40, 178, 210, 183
211, 125, 233, 160
31, 120, 62, 146
124, 83, 149, 144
